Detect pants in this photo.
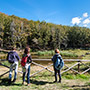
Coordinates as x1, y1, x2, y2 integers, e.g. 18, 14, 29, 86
54, 67, 61, 81
9, 61, 18, 80
22, 65, 30, 84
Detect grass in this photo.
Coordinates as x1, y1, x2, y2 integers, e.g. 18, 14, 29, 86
0, 71, 90, 90
0, 49, 90, 59
62, 73, 90, 80
35, 49, 90, 59
0, 49, 90, 90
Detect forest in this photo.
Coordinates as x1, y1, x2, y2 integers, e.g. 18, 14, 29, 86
0, 12, 90, 50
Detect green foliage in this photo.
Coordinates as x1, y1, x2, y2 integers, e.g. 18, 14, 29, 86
0, 12, 90, 50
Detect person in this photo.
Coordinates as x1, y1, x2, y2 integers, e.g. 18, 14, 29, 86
22, 47, 32, 86
51, 49, 63, 83
7, 47, 20, 84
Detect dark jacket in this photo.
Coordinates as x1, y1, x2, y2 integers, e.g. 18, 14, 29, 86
7, 51, 20, 62
52, 53, 62, 66
22, 54, 32, 64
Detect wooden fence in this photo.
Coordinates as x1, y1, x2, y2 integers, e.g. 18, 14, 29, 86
0, 59, 90, 77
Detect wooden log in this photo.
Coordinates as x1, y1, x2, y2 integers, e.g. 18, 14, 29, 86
64, 64, 80, 74
32, 59, 90, 62
0, 70, 9, 77
81, 68, 90, 74
80, 62, 90, 68
61, 62, 80, 74
0, 63, 10, 68
32, 61, 53, 73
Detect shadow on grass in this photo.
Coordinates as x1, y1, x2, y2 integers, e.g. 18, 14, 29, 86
30, 79, 53, 85
69, 84, 90, 90
0, 77, 53, 86
0, 78, 22, 86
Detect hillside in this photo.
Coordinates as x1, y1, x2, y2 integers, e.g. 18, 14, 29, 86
0, 12, 90, 50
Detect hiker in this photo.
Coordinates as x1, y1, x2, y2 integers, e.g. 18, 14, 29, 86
7, 47, 20, 84
51, 49, 64, 83
21, 47, 32, 86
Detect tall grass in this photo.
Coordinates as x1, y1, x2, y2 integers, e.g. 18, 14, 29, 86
37, 50, 54, 56
36, 50, 78, 58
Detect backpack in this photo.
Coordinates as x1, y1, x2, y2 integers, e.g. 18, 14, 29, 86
21, 55, 28, 67
55, 56, 64, 70
8, 52, 15, 63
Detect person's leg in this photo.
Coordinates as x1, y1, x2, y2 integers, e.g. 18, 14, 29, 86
22, 72, 26, 84
9, 63, 15, 83
27, 65, 30, 85
54, 68, 57, 82
13, 62, 18, 82
58, 70, 61, 83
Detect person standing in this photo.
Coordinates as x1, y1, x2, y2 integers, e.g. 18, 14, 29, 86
7, 47, 20, 84
52, 49, 64, 83
21, 47, 32, 86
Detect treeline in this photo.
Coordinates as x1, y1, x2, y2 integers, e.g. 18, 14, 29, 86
0, 12, 90, 50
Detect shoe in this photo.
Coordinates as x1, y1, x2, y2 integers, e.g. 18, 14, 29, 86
58, 80, 61, 83
27, 83, 30, 86
12, 78, 16, 83
53, 81, 57, 83
22, 82, 25, 85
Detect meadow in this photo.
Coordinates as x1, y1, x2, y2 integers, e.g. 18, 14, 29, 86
0, 49, 90, 90
0, 67, 90, 90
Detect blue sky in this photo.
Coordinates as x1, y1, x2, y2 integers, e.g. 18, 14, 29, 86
1, 0, 90, 28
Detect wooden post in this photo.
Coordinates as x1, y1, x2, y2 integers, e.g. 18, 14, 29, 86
78, 61, 80, 72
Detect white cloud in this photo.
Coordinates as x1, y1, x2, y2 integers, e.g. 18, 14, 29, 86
71, 12, 90, 28
83, 24, 87, 27
71, 17, 82, 25
83, 18, 90, 24
83, 13, 88, 18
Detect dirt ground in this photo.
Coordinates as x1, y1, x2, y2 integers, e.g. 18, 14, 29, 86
0, 65, 90, 90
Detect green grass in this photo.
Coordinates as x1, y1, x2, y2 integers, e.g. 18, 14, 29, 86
0, 49, 90, 59
62, 73, 90, 80
35, 49, 90, 59
0, 49, 90, 89
0, 71, 90, 90
36, 50, 78, 59
37, 50, 54, 56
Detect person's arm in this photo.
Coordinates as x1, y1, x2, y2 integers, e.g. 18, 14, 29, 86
28, 55, 32, 63
52, 55, 57, 63
15, 52, 20, 61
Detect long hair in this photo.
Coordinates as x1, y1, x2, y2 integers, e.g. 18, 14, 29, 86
24, 47, 30, 54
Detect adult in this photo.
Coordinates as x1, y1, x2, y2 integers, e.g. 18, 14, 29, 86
7, 47, 20, 84
21, 47, 32, 86
52, 49, 64, 83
